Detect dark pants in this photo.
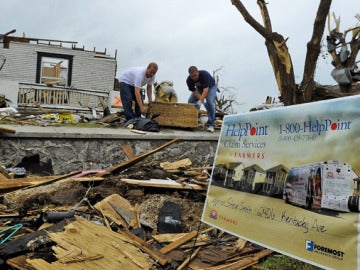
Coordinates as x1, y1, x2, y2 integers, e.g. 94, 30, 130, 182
119, 82, 141, 121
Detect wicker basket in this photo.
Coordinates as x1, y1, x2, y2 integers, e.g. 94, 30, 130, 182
147, 102, 199, 128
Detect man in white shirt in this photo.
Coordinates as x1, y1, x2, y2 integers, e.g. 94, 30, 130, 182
119, 62, 158, 121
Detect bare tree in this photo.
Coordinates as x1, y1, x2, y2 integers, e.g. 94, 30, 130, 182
216, 86, 240, 114
213, 67, 242, 114
231, 0, 359, 105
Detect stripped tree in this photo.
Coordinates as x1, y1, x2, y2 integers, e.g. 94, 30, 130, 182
231, 0, 360, 105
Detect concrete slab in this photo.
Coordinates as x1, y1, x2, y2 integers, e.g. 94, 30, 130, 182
0, 124, 220, 141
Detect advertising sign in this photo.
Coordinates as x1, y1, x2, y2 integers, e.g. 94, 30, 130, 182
202, 95, 360, 269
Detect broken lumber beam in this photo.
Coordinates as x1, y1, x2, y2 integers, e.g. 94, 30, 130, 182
160, 230, 198, 254
121, 145, 136, 160
177, 247, 201, 270
120, 178, 207, 191
0, 166, 11, 179
22, 171, 82, 190
0, 173, 83, 194
117, 229, 170, 265
0, 173, 8, 181
0, 126, 16, 134
96, 137, 182, 177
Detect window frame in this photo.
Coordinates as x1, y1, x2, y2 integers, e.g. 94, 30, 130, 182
36, 52, 73, 87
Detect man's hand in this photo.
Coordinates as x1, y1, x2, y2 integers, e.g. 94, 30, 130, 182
200, 87, 209, 102
140, 106, 147, 115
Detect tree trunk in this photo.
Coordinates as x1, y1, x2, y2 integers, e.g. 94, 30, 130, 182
231, 0, 297, 105
300, 0, 332, 103
347, 27, 360, 66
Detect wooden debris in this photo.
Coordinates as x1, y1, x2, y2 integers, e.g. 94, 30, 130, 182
235, 238, 247, 251
27, 217, 151, 270
0, 141, 279, 269
94, 194, 133, 228
6, 255, 28, 270
95, 137, 182, 176
152, 233, 190, 243
121, 178, 207, 191
121, 144, 136, 160
67, 176, 104, 182
0, 165, 11, 179
131, 129, 147, 135
160, 230, 198, 254
0, 126, 16, 134
97, 111, 122, 123
0, 176, 66, 192
160, 158, 192, 171
177, 247, 201, 270
117, 228, 171, 266
0, 219, 70, 259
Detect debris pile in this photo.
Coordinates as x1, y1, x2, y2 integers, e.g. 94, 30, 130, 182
0, 139, 273, 270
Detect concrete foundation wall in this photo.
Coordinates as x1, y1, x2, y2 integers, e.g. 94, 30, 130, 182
0, 126, 219, 175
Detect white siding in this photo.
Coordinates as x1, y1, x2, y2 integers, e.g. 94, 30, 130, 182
0, 41, 116, 93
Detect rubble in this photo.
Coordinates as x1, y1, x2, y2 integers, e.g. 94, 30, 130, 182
0, 138, 273, 270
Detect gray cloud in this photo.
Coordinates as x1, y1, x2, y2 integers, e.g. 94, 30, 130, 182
1, 0, 358, 112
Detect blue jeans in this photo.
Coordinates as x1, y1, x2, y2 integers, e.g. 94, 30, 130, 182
119, 82, 141, 121
188, 85, 217, 127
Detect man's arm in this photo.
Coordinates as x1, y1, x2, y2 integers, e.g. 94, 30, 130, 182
147, 84, 153, 103
192, 90, 202, 101
134, 87, 146, 114
199, 87, 209, 103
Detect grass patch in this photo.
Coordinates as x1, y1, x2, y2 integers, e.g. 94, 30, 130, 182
255, 254, 323, 270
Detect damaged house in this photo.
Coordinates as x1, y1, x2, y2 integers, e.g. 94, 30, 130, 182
0, 29, 117, 114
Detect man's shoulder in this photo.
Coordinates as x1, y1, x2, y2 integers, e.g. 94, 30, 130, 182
122, 66, 145, 74
199, 70, 211, 76
131, 66, 146, 73
186, 75, 192, 84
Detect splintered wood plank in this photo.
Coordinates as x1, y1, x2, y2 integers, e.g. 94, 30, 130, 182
25, 259, 59, 270
159, 231, 198, 254
120, 178, 206, 191
96, 137, 181, 176
22, 171, 82, 189
0, 126, 16, 134
121, 144, 136, 160
0, 175, 74, 192
160, 158, 192, 171
235, 238, 247, 251
0, 181, 32, 191
0, 173, 9, 181
152, 233, 188, 243
117, 229, 170, 266
177, 247, 201, 270
152, 233, 210, 244
94, 194, 134, 228
67, 176, 104, 182
27, 217, 150, 270
0, 166, 11, 179
5, 255, 28, 270
129, 203, 141, 229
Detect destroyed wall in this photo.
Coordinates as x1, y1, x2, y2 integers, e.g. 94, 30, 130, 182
0, 41, 116, 91
0, 137, 217, 175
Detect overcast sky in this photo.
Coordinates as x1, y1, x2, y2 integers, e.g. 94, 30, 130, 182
1, 1, 359, 112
